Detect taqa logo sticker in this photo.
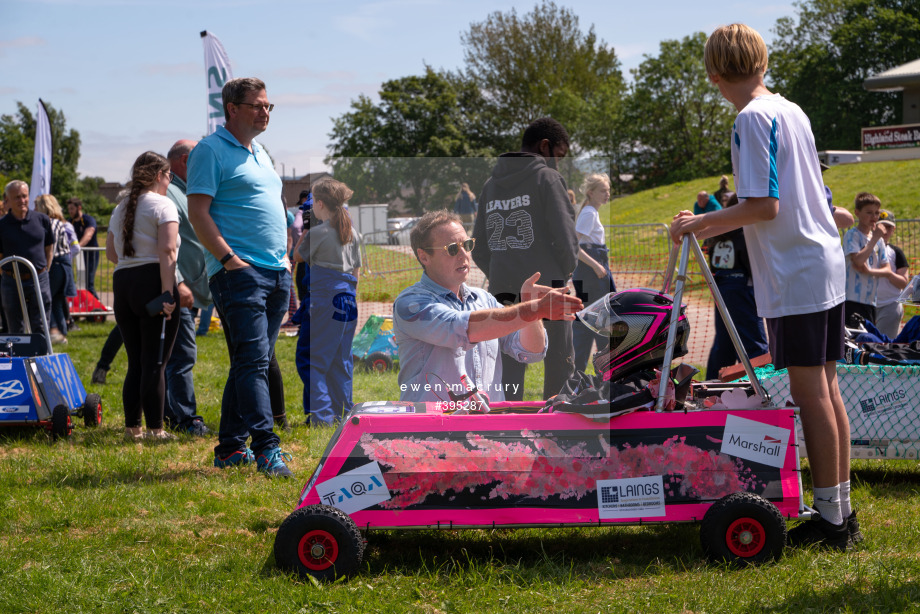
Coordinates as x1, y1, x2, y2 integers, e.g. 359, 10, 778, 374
314, 461, 391, 514
721, 414, 790, 468
597, 475, 665, 519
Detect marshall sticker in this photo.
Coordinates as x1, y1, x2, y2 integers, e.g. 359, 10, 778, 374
314, 461, 391, 514
597, 475, 665, 519
721, 414, 790, 468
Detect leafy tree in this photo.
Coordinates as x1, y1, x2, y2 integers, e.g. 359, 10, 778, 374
460, 0, 624, 149
623, 33, 735, 188
0, 101, 80, 198
327, 67, 496, 214
769, 0, 920, 150
0, 101, 109, 215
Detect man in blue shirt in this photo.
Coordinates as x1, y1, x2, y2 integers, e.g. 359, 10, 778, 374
163, 139, 212, 438
693, 191, 723, 215
394, 210, 582, 403
188, 77, 292, 477
0, 180, 53, 338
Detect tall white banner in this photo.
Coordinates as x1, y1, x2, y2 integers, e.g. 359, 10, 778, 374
29, 99, 52, 208
200, 31, 233, 136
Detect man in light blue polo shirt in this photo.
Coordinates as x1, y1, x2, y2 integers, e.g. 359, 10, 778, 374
188, 77, 293, 477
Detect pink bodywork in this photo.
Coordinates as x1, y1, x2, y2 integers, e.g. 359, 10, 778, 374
297, 402, 802, 529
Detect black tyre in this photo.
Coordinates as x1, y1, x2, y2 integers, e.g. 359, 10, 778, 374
51, 404, 72, 441
700, 492, 786, 567
364, 352, 393, 373
82, 393, 102, 427
274, 505, 365, 581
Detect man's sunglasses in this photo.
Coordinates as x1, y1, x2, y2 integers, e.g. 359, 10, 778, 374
424, 238, 476, 256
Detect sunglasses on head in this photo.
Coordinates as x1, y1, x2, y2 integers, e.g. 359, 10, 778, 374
424, 238, 476, 256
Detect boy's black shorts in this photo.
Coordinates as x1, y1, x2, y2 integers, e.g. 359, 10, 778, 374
766, 303, 845, 371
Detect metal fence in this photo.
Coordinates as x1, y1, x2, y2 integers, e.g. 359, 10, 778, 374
68, 246, 114, 320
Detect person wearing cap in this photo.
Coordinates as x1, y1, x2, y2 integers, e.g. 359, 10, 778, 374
874, 209, 910, 338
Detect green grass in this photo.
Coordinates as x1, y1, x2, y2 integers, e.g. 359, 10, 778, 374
1, 321, 918, 613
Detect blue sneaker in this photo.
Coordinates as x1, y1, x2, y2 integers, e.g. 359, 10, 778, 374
214, 448, 255, 468
256, 447, 293, 478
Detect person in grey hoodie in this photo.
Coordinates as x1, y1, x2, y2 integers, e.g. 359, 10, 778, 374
472, 117, 579, 400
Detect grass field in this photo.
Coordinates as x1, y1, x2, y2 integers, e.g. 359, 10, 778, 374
1, 322, 919, 613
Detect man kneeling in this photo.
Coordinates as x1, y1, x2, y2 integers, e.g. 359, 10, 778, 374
394, 210, 582, 402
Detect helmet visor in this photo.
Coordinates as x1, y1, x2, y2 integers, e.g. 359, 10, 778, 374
575, 294, 616, 336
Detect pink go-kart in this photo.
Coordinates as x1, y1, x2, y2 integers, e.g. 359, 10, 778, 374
274, 236, 812, 580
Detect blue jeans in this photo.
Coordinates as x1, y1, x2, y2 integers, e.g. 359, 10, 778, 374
1, 271, 51, 336
49, 257, 73, 334
209, 264, 290, 457
706, 274, 768, 378
164, 306, 204, 429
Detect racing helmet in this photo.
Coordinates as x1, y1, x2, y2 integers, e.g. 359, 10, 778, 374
577, 288, 690, 382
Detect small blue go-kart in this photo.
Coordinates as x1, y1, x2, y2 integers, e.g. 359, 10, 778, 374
0, 256, 102, 440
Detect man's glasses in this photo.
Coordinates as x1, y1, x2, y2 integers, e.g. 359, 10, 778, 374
424, 238, 475, 256
236, 102, 274, 113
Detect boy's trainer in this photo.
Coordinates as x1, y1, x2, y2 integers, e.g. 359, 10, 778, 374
256, 447, 293, 478
847, 510, 864, 545
787, 516, 849, 551
214, 447, 255, 468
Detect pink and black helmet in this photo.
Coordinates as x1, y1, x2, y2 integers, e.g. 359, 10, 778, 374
577, 288, 690, 382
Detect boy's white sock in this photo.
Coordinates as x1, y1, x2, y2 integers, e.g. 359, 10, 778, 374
839, 480, 852, 518
813, 485, 843, 525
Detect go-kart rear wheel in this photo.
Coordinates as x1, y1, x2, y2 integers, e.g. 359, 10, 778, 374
51, 404, 73, 441
364, 352, 392, 373
700, 492, 786, 567
274, 505, 364, 582
82, 393, 102, 427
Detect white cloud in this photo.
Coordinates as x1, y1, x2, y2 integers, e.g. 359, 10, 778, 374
273, 92, 342, 108
269, 67, 358, 81
0, 36, 45, 49
141, 62, 200, 77
333, 0, 441, 41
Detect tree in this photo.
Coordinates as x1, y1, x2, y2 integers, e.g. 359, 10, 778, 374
460, 0, 624, 149
623, 33, 735, 188
327, 67, 497, 214
0, 101, 80, 198
0, 101, 110, 215
769, 0, 920, 150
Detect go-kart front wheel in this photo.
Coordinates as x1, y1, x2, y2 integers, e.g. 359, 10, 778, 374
364, 352, 393, 373
274, 505, 365, 581
82, 393, 102, 427
700, 492, 786, 567
50, 404, 73, 441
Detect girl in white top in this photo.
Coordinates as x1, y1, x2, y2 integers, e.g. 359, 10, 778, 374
106, 151, 180, 441
572, 173, 615, 372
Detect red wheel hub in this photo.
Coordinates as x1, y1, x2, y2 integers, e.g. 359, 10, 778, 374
298, 529, 339, 570
95, 402, 102, 425
725, 517, 765, 557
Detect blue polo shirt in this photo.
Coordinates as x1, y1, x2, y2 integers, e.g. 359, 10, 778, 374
0, 210, 53, 272
186, 125, 287, 277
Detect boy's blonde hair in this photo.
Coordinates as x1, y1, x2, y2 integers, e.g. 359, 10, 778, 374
704, 24, 768, 83
854, 192, 881, 211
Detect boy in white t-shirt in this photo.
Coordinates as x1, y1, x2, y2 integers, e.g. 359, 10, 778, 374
670, 23, 856, 550
843, 192, 896, 327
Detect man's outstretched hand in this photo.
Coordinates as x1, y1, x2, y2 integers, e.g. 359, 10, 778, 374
519, 272, 582, 321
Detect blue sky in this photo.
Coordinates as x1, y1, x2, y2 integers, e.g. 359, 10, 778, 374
1, 0, 792, 182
